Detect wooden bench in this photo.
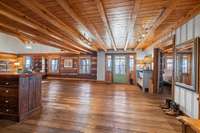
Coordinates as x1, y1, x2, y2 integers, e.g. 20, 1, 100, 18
177, 116, 200, 133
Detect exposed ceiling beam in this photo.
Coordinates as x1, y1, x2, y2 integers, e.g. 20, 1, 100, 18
18, 0, 96, 51
0, 22, 81, 54
0, 26, 80, 54
143, 3, 200, 50
135, 0, 178, 50
94, 0, 117, 51
124, 0, 140, 51
56, 0, 108, 51
0, 1, 91, 53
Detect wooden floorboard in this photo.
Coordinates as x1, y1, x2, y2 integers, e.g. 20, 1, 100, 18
0, 80, 181, 133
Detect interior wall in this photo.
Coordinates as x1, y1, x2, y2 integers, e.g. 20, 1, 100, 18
21, 53, 97, 80
97, 51, 105, 81
174, 13, 200, 119
0, 32, 61, 54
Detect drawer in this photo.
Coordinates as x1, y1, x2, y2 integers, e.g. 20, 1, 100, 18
0, 97, 18, 107
0, 106, 18, 114
0, 88, 18, 97
0, 80, 19, 88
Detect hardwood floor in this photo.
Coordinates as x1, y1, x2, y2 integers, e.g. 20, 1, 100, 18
0, 80, 181, 133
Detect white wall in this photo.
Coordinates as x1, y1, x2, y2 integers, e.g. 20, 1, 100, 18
0, 32, 61, 54
97, 51, 105, 81
175, 13, 200, 119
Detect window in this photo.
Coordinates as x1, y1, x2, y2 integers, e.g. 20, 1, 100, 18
25, 56, 32, 70
64, 58, 73, 68
129, 55, 134, 72
51, 59, 59, 73
79, 58, 91, 74
176, 46, 192, 86
114, 56, 126, 75
182, 56, 189, 73
166, 58, 173, 70
106, 55, 112, 71
41, 57, 45, 72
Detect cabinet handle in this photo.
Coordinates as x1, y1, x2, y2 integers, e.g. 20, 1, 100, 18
5, 82, 9, 85
5, 100, 8, 103
5, 90, 9, 93
6, 109, 9, 112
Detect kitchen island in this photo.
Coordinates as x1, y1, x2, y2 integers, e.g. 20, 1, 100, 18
0, 73, 42, 122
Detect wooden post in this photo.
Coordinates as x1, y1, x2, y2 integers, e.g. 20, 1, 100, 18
153, 48, 161, 93
171, 35, 176, 99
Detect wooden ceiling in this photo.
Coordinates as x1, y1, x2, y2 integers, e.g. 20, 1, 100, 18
0, 0, 199, 53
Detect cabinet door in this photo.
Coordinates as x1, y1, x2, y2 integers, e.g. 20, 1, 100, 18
28, 76, 36, 111
19, 77, 29, 114
35, 75, 41, 107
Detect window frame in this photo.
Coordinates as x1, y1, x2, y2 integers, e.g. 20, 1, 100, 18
79, 57, 91, 74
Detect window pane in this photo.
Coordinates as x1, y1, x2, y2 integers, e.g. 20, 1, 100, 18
115, 56, 126, 74
176, 46, 192, 86
51, 59, 59, 72
25, 56, 32, 70
129, 55, 134, 72
79, 58, 91, 74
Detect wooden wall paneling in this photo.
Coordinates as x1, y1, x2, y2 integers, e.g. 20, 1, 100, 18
45, 53, 97, 80
0, 53, 17, 73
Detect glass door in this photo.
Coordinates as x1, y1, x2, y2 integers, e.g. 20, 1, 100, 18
113, 55, 128, 83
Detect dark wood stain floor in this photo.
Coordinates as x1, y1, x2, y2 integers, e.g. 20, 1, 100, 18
0, 80, 181, 133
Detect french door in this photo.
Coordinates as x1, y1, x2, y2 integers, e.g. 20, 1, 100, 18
113, 55, 128, 83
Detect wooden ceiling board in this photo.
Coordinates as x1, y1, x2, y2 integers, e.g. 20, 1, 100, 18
0, 0, 199, 51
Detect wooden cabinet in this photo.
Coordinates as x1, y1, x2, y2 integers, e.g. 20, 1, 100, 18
0, 73, 42, 122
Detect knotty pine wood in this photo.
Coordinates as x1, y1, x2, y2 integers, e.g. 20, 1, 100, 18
0, 53, 17, 73
0, 80, 181, 133
0, 0, 199, 51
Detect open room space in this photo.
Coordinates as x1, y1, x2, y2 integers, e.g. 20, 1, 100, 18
0, 0, 200, 132
0, 80, 181, 133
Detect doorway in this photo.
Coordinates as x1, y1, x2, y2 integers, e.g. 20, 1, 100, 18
113, 55, 128, 83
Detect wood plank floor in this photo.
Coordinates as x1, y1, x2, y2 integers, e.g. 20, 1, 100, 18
0, 80, 181, 133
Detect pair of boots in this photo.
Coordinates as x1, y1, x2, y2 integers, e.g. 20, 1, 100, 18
160, 99, 180, 116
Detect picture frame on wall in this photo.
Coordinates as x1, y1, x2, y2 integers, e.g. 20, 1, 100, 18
64, 58, 73, 68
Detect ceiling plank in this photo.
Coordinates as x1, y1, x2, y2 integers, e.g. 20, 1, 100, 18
143, 3, 200, 49
18, 0, 96, 51
124, 0, 141, 51
135, 0, 178, 50
0, 1, 91, 53
56, 0, 108, 51
0, 26, 80, 54
94, 0, 117, 51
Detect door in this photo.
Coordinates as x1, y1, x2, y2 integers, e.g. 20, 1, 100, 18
113, 55, 128, 83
